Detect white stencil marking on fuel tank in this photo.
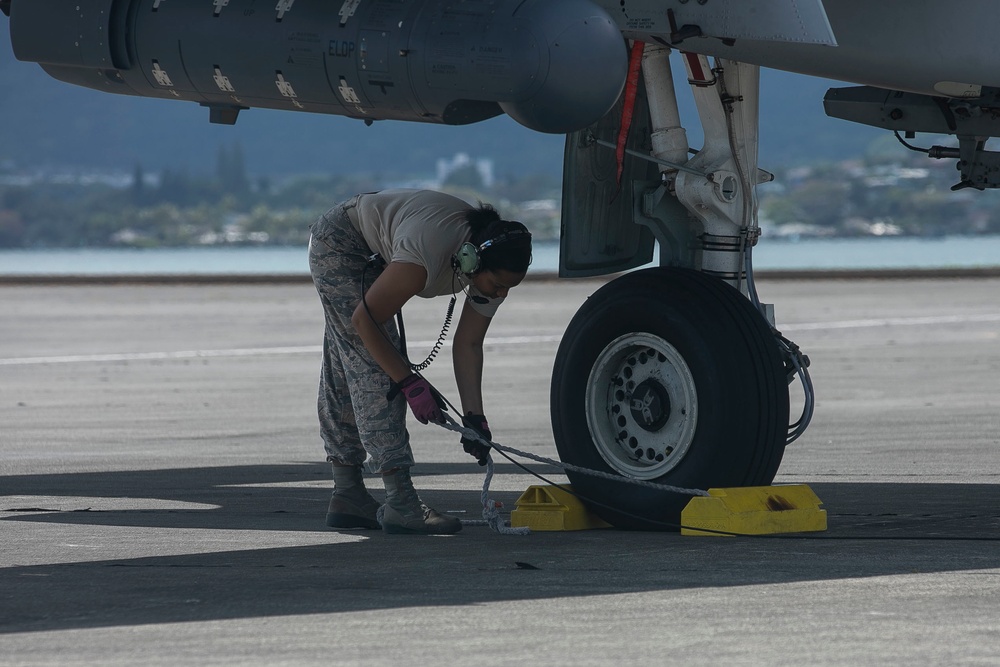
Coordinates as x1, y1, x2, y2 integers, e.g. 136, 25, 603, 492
213, 66, 235, 92
275, 72, 297, 97
338, 78, 367, 115
276, 0, 295, 20
276, 72, 305, 108
213, 0, 229, 16
151, 61, 174, 86
338, 78, 361, 104
339, 0, 361, 25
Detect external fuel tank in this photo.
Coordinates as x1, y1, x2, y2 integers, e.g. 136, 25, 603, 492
8, 0, 628, 133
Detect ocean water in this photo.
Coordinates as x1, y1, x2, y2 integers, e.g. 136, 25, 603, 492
1, 236, 1000, 275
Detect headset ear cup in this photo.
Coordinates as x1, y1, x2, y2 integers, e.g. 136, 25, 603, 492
455, 227, 530, 275
455, 242, 480, 274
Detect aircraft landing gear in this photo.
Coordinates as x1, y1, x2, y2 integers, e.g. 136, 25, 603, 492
550, 267, 789, 530
552, 46, 812, 529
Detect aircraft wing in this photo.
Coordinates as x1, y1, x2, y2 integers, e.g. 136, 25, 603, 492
596, 0, 837, 46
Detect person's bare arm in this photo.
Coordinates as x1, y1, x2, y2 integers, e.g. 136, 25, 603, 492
452, 300, 492, 415
351, 261, 427, 382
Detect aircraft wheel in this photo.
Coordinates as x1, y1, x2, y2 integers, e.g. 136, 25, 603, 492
550, 267, 789, 530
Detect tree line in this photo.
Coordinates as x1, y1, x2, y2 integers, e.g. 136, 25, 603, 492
0, 142, 562, 248
4, 136, 999, 249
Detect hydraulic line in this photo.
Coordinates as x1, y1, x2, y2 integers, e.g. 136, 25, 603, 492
713, 58, 815, 445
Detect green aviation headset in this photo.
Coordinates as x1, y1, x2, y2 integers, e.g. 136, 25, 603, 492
452, 228, 532, 275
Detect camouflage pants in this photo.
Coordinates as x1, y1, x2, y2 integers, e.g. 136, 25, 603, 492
308, 200, 414, 473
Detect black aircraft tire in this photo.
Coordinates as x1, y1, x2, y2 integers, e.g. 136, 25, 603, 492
550, 267, 789, 530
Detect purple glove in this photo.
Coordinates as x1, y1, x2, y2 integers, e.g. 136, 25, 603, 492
398, 374, 443, 424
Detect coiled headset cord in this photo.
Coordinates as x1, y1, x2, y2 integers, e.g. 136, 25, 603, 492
362, 253, 454, 372
397, 296, 455, 372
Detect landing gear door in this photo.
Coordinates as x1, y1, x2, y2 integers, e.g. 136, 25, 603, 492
559, 80, 658, 278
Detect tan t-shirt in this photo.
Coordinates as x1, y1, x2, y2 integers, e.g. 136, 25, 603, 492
351, 189, 503, 317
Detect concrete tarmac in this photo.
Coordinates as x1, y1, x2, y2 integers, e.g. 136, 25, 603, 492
2, 275, 1000, 666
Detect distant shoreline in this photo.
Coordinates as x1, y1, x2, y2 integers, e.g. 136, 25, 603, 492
3, 266, 1000, 286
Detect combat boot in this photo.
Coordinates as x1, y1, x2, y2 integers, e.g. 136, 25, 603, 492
326, 464, 380, 530
379, 467, 462, 535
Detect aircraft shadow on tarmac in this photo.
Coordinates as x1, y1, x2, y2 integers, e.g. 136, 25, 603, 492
3, 463, 1000, 634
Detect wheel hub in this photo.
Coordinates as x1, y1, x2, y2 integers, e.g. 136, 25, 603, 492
627, 379, 671, 432
585, 333, 698, 480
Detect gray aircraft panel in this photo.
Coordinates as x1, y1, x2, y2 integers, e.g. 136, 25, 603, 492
598, 0, 1000, 98
592, 0, 836, 45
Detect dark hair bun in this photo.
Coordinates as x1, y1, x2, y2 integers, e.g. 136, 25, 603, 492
465, 203, 501, 236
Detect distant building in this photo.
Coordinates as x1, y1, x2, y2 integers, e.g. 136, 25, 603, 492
436, 153, 494, 188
